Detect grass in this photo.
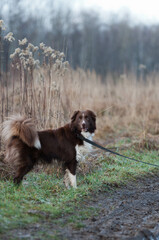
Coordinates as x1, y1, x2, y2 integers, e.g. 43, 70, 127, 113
0, 145, 159, 239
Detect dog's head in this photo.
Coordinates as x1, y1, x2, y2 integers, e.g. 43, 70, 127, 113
71, 110, 96, 133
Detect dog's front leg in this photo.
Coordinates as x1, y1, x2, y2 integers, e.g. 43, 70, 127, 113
64, 169, 77, 188
64, 160, 77, 189
67, 170, 77, 188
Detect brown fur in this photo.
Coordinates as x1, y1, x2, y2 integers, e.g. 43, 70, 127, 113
2, 115, 38, 147
2, 110, 96, 187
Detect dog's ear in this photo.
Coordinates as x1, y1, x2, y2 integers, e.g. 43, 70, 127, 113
87, 110, 96, 132
71, 110, 80, 123
87, 110, 96, 121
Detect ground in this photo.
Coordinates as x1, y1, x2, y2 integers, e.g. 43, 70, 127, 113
61, 173, 159, 240
0, 137, 159, 240
1, 172, 159, 240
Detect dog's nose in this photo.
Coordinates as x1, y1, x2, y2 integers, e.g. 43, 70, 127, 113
82, 123, 86, 128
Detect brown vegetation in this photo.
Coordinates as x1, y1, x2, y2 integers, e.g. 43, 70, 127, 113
1, 67, 159, 149
0, 21, 159, 153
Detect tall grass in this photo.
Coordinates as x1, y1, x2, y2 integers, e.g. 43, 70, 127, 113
0, 20, 159, 151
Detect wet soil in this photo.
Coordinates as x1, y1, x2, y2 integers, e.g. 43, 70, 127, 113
2, 172, 159, 240
61, 172, 159, 240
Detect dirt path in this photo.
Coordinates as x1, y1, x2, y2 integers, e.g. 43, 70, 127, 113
2, 172, 159, 240
61, 172, 159, 240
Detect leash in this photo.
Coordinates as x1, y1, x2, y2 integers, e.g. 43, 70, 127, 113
77, 134, 159, 168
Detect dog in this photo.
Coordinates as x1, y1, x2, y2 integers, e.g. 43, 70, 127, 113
2, 110, 96, 188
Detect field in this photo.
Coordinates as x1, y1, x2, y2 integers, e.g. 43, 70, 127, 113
0, 34, 159, 239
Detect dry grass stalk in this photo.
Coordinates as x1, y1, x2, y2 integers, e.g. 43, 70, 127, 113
1, 20, 159, 177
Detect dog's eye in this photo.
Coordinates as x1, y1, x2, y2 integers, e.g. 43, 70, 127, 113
79, 116, 82, 120
85, 116, 89, 121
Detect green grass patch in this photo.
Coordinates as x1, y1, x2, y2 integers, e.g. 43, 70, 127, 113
0, 148, 159, 239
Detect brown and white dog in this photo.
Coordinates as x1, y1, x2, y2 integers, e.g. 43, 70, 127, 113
2, 110, 96, 188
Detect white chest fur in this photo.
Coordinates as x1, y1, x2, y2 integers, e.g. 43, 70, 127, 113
76, 132, 94, 162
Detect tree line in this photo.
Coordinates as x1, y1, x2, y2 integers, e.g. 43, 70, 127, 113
1, 0, 159, 78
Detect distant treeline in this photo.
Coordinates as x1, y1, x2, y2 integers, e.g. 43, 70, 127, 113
1, 0, 159, 78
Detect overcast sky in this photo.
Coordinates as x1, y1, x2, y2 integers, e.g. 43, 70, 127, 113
2, 0, 159, 24
73, 0, 159, 23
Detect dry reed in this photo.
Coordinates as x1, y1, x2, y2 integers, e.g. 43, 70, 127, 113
0, 20, 159, 153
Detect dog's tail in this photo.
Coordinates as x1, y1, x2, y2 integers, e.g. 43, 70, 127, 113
2, 115, 41, 149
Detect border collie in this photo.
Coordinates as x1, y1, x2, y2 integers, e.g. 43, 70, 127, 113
2, 110, 96, 188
